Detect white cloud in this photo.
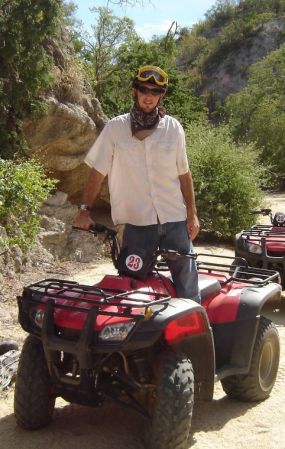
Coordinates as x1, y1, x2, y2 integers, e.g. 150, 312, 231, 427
136, 19, 174, 40
135, 18, 195, 41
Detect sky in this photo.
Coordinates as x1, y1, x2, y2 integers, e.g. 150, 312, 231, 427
74, 0, 216, 41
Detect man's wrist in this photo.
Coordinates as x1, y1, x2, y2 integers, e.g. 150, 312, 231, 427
187, 206, 197, 217
78, 204, 91, 211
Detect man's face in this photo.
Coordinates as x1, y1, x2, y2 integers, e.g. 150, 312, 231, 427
132, 83, 164, 113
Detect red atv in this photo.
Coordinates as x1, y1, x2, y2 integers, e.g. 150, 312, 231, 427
14, 224, 281, 449
234, 209, 285, 286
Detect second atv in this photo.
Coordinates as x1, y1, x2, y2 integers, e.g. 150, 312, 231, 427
234, 208, 285, 286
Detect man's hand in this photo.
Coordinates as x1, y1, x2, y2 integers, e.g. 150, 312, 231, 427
73, 168, 105, 231
73, 210, 94, 231
186, 213, 200, 241
179, 171, 199, 241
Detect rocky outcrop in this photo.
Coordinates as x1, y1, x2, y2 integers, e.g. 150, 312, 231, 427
0, 192, 108, 279
22, 27, 108, 204
0, 229, 25, 280
201, 19, 285, 103
23, 96, 106, 202
1, 27, 113, 271
39, 191, 107, 262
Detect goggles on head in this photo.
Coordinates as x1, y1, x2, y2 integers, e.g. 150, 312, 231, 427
135, 65, 168, 87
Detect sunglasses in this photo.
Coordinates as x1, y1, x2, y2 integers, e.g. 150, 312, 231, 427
136, 65, 168, 87
136, 85, 164, 96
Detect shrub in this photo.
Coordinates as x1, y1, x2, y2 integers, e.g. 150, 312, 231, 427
0, 159, 57, 251
186, 121, 265, 237
0, 0, 60, 158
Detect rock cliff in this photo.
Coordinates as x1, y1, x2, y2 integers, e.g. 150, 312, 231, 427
15, 28, 111, 267
200, 18, 285, 104
22, 27, 108, 204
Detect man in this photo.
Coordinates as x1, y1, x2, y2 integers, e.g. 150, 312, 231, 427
74, 65, 200, 302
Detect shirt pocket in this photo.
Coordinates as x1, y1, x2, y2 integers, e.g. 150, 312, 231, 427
152, 140, 177, 168
115, 139, 144, 167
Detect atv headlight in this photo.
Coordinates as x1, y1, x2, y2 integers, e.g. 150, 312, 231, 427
99, 322, 135, 342
34, 309, 45, 328
247, 242, 262, 254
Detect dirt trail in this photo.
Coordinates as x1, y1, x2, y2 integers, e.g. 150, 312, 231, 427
0, 192, 285, 449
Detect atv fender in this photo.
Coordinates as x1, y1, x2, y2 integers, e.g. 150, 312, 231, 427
125, 298, 215, 401
167, 329, 215, 401
239, 282, 281, 321
216, 282, 281, 380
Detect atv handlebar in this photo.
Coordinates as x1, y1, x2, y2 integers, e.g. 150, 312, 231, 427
72, 224, 197, 269
72, 225, 279, 285
72, 224, 120, 268
89, 223, 117, 238
250, 208, 272, 216
72, 224, 117, 238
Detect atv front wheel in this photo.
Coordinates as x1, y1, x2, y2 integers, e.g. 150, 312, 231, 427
221, 317, 280, 401
146, 350, 194, 449
0, 340, 18, 355
14, 335, 56, 429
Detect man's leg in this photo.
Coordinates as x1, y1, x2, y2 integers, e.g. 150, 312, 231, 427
161, 221, 200, 303
122, 223, 160, 266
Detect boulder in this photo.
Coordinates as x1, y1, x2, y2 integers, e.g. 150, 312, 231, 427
22, 26, 109, 205
23, 97, 100, 202
38, 191, 106, 262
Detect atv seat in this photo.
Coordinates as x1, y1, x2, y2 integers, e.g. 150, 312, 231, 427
198, 274, 221, 302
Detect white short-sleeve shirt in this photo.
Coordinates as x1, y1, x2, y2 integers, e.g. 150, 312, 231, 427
85, 113, 189, 226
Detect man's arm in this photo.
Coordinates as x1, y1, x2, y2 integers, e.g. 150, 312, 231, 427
179, 170, 200, 240
73, 168, 105, 230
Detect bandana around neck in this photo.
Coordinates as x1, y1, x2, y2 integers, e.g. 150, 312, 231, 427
130, 104, 166, 138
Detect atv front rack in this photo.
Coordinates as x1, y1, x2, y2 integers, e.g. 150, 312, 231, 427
21, 278, 171, 320
18, 279, 173, 375
241, 225, 285, 243
240, 227, 285, 261
196, 254, 280, 285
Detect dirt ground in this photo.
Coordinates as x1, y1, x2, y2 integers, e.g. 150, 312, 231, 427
0, 192, 285, 449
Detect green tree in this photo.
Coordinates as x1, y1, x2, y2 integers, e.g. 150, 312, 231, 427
163, 69, 207, 127
60, 0, 80, 28
0, 0, 61, 158
77, 6, 136, 101
225, 45, 285, 184
205, 0, 237, 27
186, 121, 264, 237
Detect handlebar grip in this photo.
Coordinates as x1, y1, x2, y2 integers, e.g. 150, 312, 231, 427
72, 224, 117, 237
261, 208, 272, 215
90, 223, 108, 233
89, 223, 117, 237
250, 208, 272, 216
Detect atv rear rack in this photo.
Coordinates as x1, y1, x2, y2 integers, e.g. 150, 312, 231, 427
21, 278, 171, 319
196, 254, 280, 285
